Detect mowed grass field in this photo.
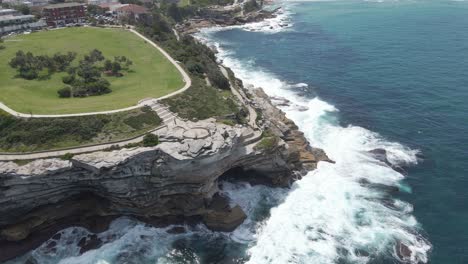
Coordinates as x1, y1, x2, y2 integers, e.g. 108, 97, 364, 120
0, 27, 184, 114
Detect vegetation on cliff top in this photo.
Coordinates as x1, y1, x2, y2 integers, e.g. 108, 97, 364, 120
0, 106, 161, 152
136, 9, 244, 122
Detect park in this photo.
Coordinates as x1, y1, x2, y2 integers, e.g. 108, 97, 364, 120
0, 27, 185, 114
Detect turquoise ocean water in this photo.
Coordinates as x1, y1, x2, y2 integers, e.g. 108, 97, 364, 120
8, 1, 468, 263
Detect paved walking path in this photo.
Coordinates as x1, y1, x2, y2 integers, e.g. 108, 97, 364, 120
0, 29, 191, 118
0, 101, 179, 161
219, 65, 259, 129
0, 125, 166, 161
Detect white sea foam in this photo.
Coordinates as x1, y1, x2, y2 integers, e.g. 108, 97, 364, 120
198, 4, 294, 34
8, 5, 432, 263
201, 30, 432, 263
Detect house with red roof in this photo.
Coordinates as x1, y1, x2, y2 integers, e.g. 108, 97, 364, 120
115, 4, 149, 20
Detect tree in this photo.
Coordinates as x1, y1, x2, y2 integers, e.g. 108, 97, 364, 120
53, 52, 76, 72
104, 59, 113, 72
207, 69, 230, 90
61, 57, 112, 97
76, 61, 102, 83
9, 50, 43, 80
167, 3, 182, 22
84, 49, 105, 64
57, 87, 72, 98
111, 61, 122, 76
0, 39, 5, 50
87, 4, 106, 16
15, 4, 31, 15
104, 56, 133, 76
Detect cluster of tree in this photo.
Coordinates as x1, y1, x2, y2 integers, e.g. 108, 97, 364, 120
0, 39, 5, 50
9, 48, 133, 97
58, 49, 133, 98
9, 50, 76, 80
104, 56, 133, 77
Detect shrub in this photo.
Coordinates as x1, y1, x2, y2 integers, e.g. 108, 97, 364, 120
186, 60, 204, 76
60, 153, 74, 160
124, 109, 161, 130
255, 136, 279, 152
57, 87, 72, 98
207, 69, 230, 90
142, 133, 159, 147
62, 75, 75, 85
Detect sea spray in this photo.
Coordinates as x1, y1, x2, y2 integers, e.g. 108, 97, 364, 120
196, 25, 432, 263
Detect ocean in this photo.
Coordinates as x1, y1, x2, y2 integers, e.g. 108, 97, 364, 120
8, 0, 468, 263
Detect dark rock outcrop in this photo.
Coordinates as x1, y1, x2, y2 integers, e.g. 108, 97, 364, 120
0, 104, 329, 261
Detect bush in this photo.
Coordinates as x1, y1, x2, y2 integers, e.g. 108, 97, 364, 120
255, 136, 279, 152
62, 75, 75, 85
142, 133, 159, 147
60, 153, 74, 160
19, 68, 38, 80
207, 69, 230, 90
123, 108, 162, 130
186, 60, 204, 76
57, 87, 72, 98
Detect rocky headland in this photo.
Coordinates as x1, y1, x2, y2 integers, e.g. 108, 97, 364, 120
0, 84, 330, 261
0, 5, 331, 262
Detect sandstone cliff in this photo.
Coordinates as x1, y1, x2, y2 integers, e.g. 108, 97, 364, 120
0, 90, 330, 261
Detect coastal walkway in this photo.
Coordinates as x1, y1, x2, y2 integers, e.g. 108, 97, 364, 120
0, 100, 178, 161
219, 65, 259, 129
0, 28, 191, 118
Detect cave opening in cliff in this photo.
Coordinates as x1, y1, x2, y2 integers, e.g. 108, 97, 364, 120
218, 167, 277, 187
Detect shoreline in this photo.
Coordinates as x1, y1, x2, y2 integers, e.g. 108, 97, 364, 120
0, 5, 334, 263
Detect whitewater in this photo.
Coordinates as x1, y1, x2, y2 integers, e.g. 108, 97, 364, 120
196, 5, 432, 263
7, 4, 434, 264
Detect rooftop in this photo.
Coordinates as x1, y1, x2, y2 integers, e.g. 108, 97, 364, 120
43, 3, 85, 9
115, 4, 149, 14
0, 9, 18, 15
0, 14, 35, 22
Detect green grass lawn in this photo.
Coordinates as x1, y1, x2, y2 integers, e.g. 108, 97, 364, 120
0, 27, 184, 114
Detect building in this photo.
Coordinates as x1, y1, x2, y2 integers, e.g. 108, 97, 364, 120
42, 2, 86, 27
99, 2, 126, 13
0, 9, 18, 16
0, 8, 45, 35
115, 4, 148, 20
87, 0, 118, 6
2, 0, 49, 7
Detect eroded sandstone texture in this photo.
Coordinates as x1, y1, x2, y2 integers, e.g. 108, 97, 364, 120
0, 89, 330, 262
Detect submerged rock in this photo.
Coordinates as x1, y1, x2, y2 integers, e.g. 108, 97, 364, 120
203, 205, 247, 232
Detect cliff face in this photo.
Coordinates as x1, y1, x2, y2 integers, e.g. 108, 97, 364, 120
0, 96, 330, 260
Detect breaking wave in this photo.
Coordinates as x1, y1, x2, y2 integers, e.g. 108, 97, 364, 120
198, 29, 432, 263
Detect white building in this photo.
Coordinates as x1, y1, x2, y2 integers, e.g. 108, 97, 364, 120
0, 8, 45, 35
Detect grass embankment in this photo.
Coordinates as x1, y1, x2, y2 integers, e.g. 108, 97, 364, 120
162, 78, 240, 120
0, 107, 161, 152
0, 27, 184, 114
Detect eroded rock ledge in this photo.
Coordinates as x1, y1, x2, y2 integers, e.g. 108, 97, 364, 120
0, 85, 330, 262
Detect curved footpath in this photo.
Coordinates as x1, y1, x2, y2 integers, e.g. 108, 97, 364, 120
0, 28, 191, 118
